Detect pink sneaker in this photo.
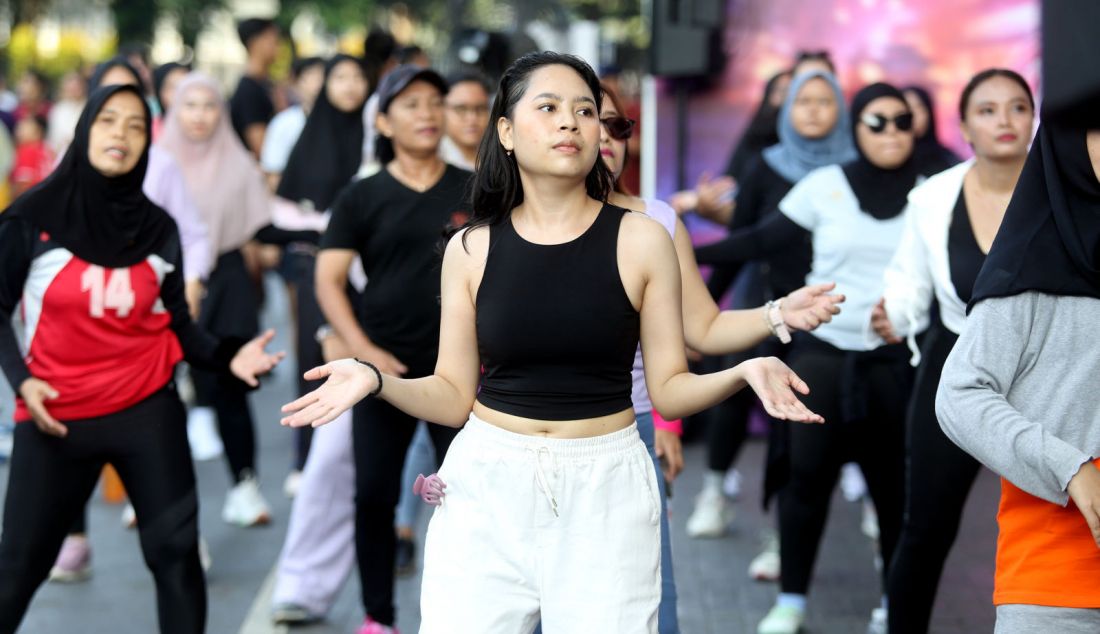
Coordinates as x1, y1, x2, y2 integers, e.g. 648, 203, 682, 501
357, 616, 400, 634
49, 535, 92, 583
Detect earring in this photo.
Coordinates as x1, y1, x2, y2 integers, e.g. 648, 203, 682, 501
506, 149, 513, 157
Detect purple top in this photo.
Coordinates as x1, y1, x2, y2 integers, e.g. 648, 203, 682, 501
632, 198, 678, 415
144, 146, 211, 282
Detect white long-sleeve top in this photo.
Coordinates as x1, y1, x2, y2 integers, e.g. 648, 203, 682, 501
881, 159, 974, 364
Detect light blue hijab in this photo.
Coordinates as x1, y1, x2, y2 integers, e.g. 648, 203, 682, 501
761, 70, 857, 183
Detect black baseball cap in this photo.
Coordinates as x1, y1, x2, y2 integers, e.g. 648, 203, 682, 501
376, 64, 448, 113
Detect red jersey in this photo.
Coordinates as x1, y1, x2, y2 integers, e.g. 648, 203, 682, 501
11, 232, 184, 422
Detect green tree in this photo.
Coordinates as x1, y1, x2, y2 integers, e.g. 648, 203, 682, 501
159, 0, 225, 50
112, 0, 158, 44
8, 0, 51, 25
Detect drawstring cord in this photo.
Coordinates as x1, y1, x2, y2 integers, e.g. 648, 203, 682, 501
528, 446, 559, 517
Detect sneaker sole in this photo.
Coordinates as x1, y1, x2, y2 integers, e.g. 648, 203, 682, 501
49, 565, 92, 583
223, 512, 272, 527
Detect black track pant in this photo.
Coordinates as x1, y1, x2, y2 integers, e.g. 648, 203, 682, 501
193, 249, 259, 483
887, 327, 981, 633
778, 340, 911, 596
353, 396, 458, 627
0, 387, 205, 634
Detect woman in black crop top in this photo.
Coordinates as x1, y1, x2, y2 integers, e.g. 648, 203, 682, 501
284, 52, 823, 634
871, 69, 1034, 634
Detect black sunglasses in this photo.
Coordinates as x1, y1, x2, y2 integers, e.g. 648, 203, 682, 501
860, 112, 914, 133
601, 116, 636, 141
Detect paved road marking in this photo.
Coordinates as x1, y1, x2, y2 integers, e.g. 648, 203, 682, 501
238, 564, 286, 634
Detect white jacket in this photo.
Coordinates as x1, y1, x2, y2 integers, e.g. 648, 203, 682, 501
881, 159, 974, 365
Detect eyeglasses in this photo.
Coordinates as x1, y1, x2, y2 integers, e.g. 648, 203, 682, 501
601, 115, 636, 141
860, 112, 914, 134
446, 103, 489, 118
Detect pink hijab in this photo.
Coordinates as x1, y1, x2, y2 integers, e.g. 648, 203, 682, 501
156, 72, 270, 260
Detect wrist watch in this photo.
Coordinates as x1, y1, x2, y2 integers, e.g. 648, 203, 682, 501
765, 300, 792, 344
314, 324, 335, 345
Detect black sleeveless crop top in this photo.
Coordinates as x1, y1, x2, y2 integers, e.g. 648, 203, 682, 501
475, 204, 641, 420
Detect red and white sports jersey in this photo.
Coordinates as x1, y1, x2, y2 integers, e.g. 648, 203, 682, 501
12, 233, 183, 422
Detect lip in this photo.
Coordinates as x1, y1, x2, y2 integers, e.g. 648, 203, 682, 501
553, 141, 581, 154
416, 127, 439, 135
600, 148, 615, 157
105, 146, 128, 160
996, 133, 1018, 142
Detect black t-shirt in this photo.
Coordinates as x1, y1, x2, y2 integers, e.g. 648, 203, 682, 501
948, 190, 987, 305
321, 164, 472, 376
230, 75, 275, 146
703, 157, 806, 301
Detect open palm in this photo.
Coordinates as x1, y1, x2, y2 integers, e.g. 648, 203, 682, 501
742, 357, 824, 423
280, 358, 377, 428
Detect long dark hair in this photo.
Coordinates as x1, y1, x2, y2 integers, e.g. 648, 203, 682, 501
462, 51, 614, 247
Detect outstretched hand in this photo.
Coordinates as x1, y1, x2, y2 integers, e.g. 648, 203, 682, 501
230, 329, 286, 387
782, 283, 845, 332
413, 473, 447, 506
740, 357, 824, 424
280, 358, 378, 428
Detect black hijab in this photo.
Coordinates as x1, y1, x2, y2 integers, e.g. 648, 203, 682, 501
276, 55, 367, 211
153, 62, 189, 113
88, 57, 147, 94
3, 85, 175, 268
725, 71, 789, 181
841, 82, 922, 220
904, 85, 961, 174
969, 121, 1100, 308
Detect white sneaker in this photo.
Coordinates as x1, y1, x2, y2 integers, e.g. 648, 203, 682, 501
723, 468, 743, 499
686, 485, 734, 538
187, 407, 224, 461
867, 607, 887, 634
861, 498, 880, 540
841, 462, 867, 502
283, 470, 302, 499
748, 532, 781, 582
222, 475, 272, 527
198, 536, 212, 572
120, 503, 137, 529
757, 605, 805, 634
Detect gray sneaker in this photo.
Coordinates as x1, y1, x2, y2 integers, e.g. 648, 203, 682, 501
272, 603, 322, 625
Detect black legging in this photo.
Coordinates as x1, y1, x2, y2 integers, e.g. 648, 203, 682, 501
703, 262, 768, 473
281, 247, 326, 471
0, 387, 205, 634
887, 326, 981, 633
353, 394, 458, 626
193, 249, 259, 483
778, 336, 912, 596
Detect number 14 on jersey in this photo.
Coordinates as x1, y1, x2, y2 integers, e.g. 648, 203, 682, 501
81, 265, 135, 318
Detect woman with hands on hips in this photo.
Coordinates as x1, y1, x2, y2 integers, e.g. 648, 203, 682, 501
0, 84, 283, 634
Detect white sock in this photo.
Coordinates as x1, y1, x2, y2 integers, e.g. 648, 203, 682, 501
777, 593, 807, 612
703, 470, 724, 491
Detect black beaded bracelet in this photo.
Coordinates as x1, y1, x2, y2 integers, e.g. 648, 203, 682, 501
353, 358, 384, 397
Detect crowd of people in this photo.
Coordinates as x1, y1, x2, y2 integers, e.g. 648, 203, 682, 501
0, 12, 1097, 634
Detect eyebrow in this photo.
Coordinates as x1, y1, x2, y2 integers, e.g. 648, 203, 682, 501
98, 107, 146, 120
531, 92, 596, 105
